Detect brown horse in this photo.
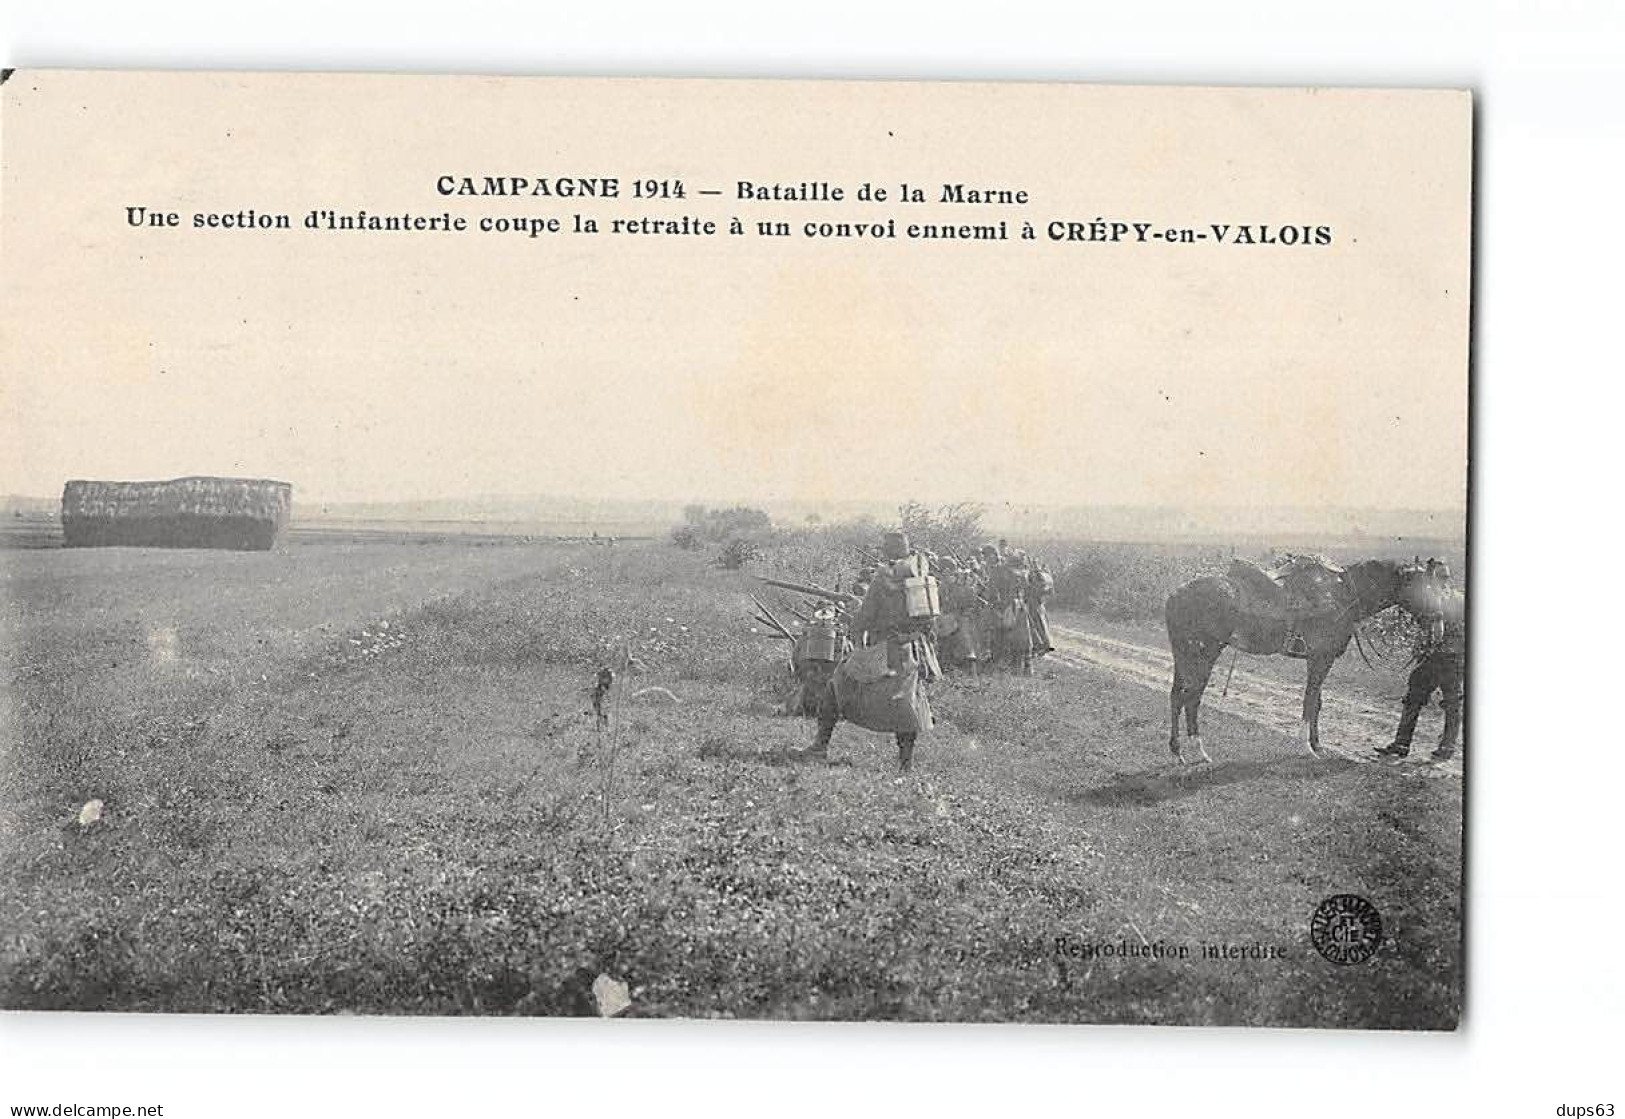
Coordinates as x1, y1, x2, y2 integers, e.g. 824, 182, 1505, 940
1163, 558, 1444, 763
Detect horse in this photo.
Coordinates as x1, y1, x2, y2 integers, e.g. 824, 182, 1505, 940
1163, 558, 1445, 763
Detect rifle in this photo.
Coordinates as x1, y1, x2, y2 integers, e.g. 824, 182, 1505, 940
749, 593, 796, 641
757, 576, 861, 611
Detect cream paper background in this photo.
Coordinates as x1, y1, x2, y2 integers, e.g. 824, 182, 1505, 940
0, 71, 1469, 517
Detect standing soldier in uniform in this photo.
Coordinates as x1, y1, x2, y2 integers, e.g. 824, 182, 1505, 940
809, 530, 940, 772
987, 548, 1035, 672
1375, 562, 1465, 763
934, 555, 983, 674
1026, 557, 1056, 657
963, 549, 995, 664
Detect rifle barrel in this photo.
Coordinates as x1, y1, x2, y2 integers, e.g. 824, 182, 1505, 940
750, 595, 798, 640
757, 575, 860, 607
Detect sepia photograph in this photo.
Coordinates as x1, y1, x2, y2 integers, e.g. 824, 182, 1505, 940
0, 70, 1471, 1032
7, 0, 1625, 1111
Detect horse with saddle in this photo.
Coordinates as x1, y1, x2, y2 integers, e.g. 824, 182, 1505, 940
1164, 554, 1452, 763
1224, 553, 1355, 658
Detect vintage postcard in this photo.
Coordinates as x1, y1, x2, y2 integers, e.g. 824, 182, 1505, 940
0, 70, 1469, 1027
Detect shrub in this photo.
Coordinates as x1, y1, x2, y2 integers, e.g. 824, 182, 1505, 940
1042, 542, 1229, 623
666, 505, 776, 568
897, 501, 988, 559
715, 537, 763, 570
750, 519, 879, 589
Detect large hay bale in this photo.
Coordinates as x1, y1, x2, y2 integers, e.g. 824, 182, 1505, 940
61, 476, 293, 550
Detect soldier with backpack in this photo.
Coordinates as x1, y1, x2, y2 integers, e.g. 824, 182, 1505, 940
808, 530, 940, 773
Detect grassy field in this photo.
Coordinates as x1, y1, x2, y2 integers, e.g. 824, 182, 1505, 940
0, 535, 1460, 1026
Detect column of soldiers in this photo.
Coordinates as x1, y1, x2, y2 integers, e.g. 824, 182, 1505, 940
922, 538, 1057, 674
803, 532, 1057, 772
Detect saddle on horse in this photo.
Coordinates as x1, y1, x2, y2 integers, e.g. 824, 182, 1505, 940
1227, 554, 1348, 657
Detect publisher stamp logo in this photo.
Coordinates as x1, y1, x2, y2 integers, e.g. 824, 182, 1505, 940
1310, 894, 1383, 965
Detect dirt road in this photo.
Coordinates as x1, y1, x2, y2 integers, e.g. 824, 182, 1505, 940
1047, 622, 1462, 778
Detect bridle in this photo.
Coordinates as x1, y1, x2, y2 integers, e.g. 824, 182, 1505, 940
1335, 562, 1437, 659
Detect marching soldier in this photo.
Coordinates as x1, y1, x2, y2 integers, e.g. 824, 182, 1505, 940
810, 530, 939, 772
934, 555, 983, 674
1376, 563, 1465, 763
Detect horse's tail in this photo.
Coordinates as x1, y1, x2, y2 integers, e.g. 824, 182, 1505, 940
1165, 581, 1200, 691
1165, 578, 1197, 655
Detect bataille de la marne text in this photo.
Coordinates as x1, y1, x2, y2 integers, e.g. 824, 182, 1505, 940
429, 175, 1335, 245
122, 173, 1335, 246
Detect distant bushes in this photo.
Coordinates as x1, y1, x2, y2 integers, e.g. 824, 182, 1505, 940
748, 519, 878, 592
670, 505, 773, 549
670, 505, 775, 569
670, 502, 992, 582
665, 502, 1254, 626
1039, 543, 1227, 622
897, 501, 988, 559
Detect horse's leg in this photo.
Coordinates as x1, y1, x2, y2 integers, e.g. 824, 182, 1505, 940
1168, 635, 1199, 759
1302, 654, 1334, 756
1180, 641, 1220, 763
1167, 608, 1194, 758
1168, 658, 1186, 758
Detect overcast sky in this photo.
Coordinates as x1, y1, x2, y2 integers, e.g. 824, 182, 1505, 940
2, 73, 1470, 513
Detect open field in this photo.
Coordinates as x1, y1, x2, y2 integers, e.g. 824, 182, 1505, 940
0, 514, 659, 551
0, 534, 1461, 1026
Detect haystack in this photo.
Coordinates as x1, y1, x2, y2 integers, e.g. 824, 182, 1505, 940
61, 476, 293, 550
